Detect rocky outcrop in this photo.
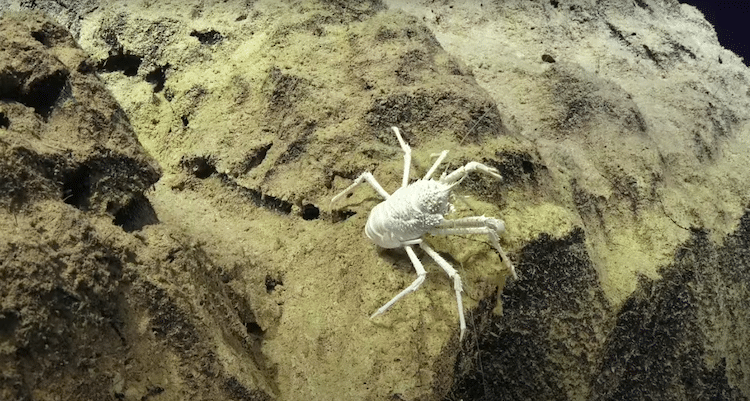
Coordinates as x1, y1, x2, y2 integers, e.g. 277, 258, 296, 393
0, 12, 273, 401
1, 1, 749, 400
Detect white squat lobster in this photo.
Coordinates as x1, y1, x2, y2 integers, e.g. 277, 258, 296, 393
331, 126, 516, 340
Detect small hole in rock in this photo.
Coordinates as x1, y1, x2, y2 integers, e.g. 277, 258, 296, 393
190, 29, 224, 45
0, 311, 20, 337
0, 112, 9, 129
98, 53, 142, 77
145, 63, 169, 93
522, 160, 534, 174
244, 321, 265, 337
180, 155, 216, 179
113, 194, 159, 232
31, 31, 51, 46
24, 70, 69, 119
265, 275, 283, 293
301, 204, 319, 220
332, 209, 356, 223
62, 165, 93, 209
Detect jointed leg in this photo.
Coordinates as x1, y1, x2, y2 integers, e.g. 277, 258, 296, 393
370, 244, 426, 319
424, 150, 449, 180
331, 126, 411, 204
331, 172, 390, 204
418, 241, 467, 341
391, 126, 412, 188
429, 217, 517, 279
441, 161, 503, 185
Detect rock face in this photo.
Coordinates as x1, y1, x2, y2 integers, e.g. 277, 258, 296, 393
0, 11, 273, 401
0, 1, 749, 400
0, 11, 160, 218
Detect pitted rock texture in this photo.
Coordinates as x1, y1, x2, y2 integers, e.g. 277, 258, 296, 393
0, 11, 160, 219
0, 12, 274, 401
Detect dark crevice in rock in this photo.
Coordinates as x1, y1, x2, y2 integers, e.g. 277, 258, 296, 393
265, 274, 283, 293
0, 69, 70, 119
244, 187, 293, 215
190, 29, 224, 45
30, 70, 69, 118
634, 0, 650, 10
277, 122, 315, 165
218, 174, 293, 215
97, 53, 142, 77
181, 155, 217, 179
113, 194, 159, 232
62, 164, 94, 209
301, 203, 319, 220
243, 321, 264, 337
0, 112, 9, 129
642, 44, 661, 66
30, 30, 51, 47
58, 155, 160, 215
0, 310, 20, 338
331, 209, 356, 223
180, 155, 297, 216
145, 63, 169, 93
242, 143, 272, 173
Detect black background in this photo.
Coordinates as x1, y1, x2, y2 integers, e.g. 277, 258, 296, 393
680, 1, 750, 65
